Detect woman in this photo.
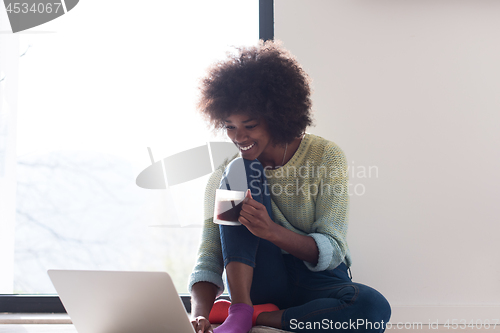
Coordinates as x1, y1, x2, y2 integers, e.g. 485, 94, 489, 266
189, 40, 391, 333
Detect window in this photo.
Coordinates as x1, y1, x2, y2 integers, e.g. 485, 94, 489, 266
0, 0, 268, 302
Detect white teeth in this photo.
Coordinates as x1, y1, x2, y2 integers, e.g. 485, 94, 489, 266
240, 143, 255, 151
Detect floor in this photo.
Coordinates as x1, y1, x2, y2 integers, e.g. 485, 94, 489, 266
2, 323, 499, 333
1, 314, 500, 333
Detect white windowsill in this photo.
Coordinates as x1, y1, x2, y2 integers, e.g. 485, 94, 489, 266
0, 313, 72, 324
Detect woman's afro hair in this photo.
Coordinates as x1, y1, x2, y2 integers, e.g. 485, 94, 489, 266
197, 40, 313, 145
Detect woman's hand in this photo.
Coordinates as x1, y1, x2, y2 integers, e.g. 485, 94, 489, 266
191, 316, 213, 333
239, 190, 320, 265
238, 190, 278, 241
190, 282, 217, 333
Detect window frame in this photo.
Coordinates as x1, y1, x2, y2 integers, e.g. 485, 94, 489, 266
0, 0, 273, 314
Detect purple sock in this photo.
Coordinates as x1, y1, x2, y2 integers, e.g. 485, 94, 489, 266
213, 303, 254, 333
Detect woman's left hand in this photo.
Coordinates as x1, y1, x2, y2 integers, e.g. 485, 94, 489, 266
238, 190, 278, 241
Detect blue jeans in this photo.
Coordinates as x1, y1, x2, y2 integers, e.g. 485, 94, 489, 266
219, 158, 391, 332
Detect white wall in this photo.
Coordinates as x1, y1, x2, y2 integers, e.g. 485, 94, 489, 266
276, 0, 500, 322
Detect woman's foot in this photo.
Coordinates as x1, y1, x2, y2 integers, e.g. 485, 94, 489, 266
210, 301, 281, 327
213, 303, 253, 333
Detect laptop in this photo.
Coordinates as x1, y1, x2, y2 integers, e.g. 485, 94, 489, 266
48, 270, 196, 333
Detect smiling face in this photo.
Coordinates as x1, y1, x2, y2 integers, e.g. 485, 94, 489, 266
224, 113, 274, 161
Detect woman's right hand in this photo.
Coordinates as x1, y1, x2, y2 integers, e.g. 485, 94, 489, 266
191, 316, 213, 333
